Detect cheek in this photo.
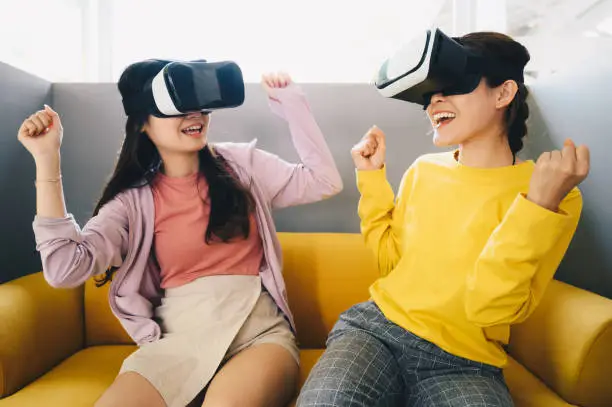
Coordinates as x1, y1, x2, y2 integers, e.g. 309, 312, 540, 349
457, 100, 495, 131
459, 105, 482, 127
149, 122, 181, 145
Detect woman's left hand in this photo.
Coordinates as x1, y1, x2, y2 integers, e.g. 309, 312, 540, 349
527, 138, 590, 211
262, 72, 293, 101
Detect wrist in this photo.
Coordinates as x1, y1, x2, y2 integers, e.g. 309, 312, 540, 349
526, 193, 559, 212
356, 163, 385, 171
35, 153, 62, 178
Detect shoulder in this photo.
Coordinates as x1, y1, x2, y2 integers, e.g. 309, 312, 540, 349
116, 185, 151, 202
99, 185, 153, 216
213, 139, 287, 176
213, 140, 259, 168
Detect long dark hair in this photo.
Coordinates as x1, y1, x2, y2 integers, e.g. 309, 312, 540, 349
93, 64, 254, 287
456, 32, 531, 161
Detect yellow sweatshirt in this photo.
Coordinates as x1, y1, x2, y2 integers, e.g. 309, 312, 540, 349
357, 151, 582, 367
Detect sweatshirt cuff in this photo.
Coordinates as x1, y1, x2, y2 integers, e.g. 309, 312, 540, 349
356, 165, 386, 184
505, 193, 574, 246
356, 166, 395, 201
515, 193, 573, 220
32, 214, 81, 245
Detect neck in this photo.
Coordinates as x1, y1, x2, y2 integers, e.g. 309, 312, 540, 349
159, 151, 200, 178
457, 127, 516, 168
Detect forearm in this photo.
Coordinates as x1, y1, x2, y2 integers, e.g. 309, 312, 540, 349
465, 192, 581, 326
35, 154, 67, 218
259, 87, 343, 208
33, 192, 129, 288
277, 90, 341, 188
357, 168, 402, 274
357, 168, 395, 228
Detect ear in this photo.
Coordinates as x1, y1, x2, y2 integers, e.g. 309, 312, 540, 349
496, 80, 519, 109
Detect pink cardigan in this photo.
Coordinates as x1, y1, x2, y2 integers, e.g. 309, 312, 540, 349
32, 85, 343, 345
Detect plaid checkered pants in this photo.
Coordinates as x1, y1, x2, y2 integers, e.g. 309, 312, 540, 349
297, 301, 514, 407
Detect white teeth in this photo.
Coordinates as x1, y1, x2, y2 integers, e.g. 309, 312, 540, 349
432, 112, 456, 125
433, 112, 456, 121
183, 125, 202, 132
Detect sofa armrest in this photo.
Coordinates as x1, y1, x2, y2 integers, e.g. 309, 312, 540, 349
0, 272, 84, 398
509, 279, 612, 407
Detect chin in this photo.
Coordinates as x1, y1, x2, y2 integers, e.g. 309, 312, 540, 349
188, 143, 207, 153
171, 142, 206, 155
432, 129, 461, 147
183, 136, 208, 150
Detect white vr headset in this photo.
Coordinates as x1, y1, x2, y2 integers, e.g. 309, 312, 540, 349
122, 60, 245, 118
374, 27, 524, 107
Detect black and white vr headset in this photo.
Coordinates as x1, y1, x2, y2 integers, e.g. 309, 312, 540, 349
374, 27, 524, 107
123, 60, 245, 117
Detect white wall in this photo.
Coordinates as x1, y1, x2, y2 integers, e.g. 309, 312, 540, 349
524, 37, 612, 297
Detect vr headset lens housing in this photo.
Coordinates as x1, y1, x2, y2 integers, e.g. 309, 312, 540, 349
123, 60, 245, 118
374, 28, 522, 107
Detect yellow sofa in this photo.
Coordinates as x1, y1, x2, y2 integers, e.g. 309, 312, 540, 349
1, 233, 612, 407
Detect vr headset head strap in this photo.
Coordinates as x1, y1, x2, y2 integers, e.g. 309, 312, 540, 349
122, 90, 152, 116
455, 39, 525, 83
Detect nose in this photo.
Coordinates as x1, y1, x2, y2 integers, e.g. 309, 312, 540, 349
424, 92, 445, 111
429, 92, 445, 105
186, 111, 205, 119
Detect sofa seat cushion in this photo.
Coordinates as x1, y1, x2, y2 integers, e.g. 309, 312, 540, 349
505, 356, 576, 407
0, 346, 321, 407
0, 347, 573, 407
0, 346, 135, 407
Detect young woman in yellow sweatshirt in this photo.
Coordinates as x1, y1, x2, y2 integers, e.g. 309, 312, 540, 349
297, 32, 590, 407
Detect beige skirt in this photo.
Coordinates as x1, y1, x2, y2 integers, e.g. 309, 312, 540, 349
119, 275, 299, 407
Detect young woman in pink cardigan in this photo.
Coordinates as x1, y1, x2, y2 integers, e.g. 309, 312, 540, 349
18, 59, 342, 407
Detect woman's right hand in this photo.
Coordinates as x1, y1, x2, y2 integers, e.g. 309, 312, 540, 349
18, 105, 63, 161
351, 126, 386, 171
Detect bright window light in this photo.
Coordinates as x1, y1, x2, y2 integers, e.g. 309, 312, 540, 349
596, 16, 612, 35
0, 0, 82, 82
110, 0, 450, 83
583, 30, 600, 37
0, 0, 450, 82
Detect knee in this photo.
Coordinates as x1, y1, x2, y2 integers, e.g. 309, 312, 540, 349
295, 352, 360, 407
296, 387, 342, 407
94, 390, 118, 407
201, 401, 241, 407
413, 375, 513, 407
93, 396, 112, 407
94, 372, 165, 407
296, 333, 401, 407
297, 385, 401, 407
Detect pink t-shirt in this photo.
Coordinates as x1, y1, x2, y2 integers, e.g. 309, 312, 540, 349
151, 171, 263, 289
